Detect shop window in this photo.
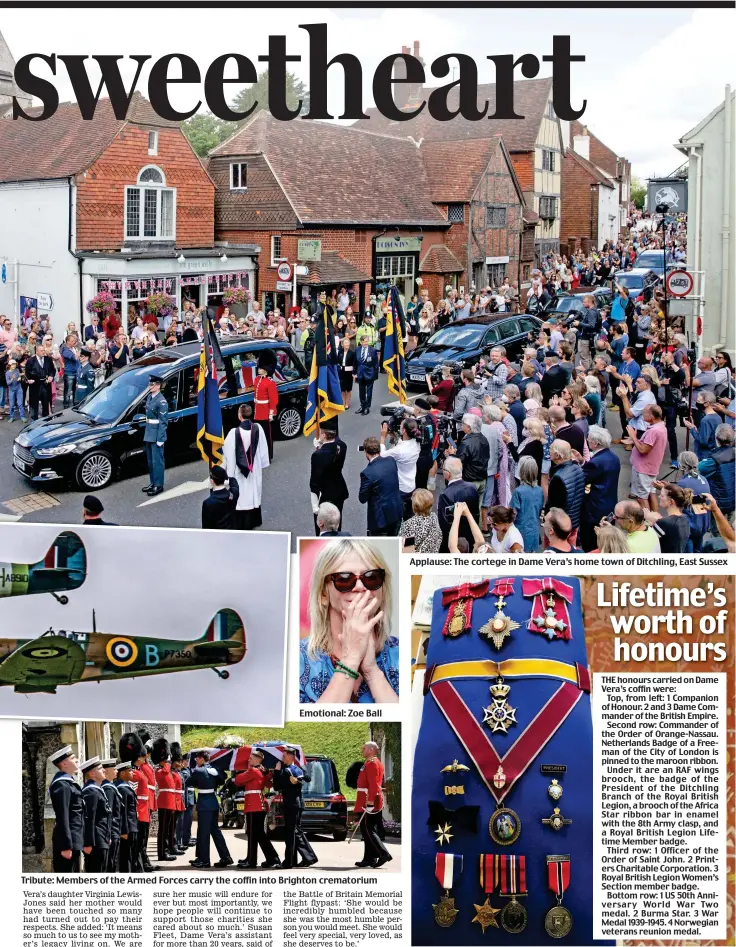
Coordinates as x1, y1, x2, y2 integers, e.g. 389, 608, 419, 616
487, 263, 507, 287
447, 203, 465, 223
375, 255, 415, 278
125, 166, 175, 240
230, 163, 247, 190
486, 206, 506, 228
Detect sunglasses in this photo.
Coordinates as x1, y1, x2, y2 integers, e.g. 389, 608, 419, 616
327, 569, 386, 593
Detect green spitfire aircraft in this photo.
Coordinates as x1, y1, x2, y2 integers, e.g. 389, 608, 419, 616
0, 608, 245, 693
0, 531, 86, 605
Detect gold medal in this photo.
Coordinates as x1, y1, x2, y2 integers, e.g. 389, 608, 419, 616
488, 806, 522, 846
433, 893, 459, 928
478, 597, 520, 650
501, 898, 528, 934
548, 778, 563, 801
448, 601, 469, 637
544, 904, 573, 938
472, 898, 500, 932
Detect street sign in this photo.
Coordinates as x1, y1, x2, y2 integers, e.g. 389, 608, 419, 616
666, 270, 693, 297
277, 262, 292, 281
294, 265, 309, 277
276, 280, 292, 291
37, 292, 54, 311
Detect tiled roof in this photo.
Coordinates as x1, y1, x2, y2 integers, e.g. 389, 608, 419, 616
356, 77, 553, 152
0, 92, 180, 183
566, 149, 615, 188
296, 250, 372, 285
419, 138, 498, 202
419, 244, 463, 273
210, 111, 447, 226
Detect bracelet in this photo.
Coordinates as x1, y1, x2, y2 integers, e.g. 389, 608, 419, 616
335, 661, 359, 680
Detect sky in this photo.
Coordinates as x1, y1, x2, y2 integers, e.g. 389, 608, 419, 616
2, 8, 734, 179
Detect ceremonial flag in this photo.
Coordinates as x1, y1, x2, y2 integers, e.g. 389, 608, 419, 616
383, 285, 407, 403
186, 742, 306, 773
303, 303, 344, 436
196, 316, 225, 465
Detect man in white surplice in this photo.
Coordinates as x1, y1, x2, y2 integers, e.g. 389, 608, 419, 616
223, 403, 270, 529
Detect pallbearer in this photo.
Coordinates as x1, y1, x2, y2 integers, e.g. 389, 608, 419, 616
235, 748, 281, 870
115, 761, 139, 873
101, 759, 123, 872
353, 741, 392, 869
80, 757, 111, 872
137, 731, 158, 870
188, 750, 233, 869
152, 738, 177, 861
170, 743, 186, 855
48, 745, 84, 873
273, 745, 317, 869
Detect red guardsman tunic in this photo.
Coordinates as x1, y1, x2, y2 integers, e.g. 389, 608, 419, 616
155, 762, 177, 811
172, 769, 185, 812
253, 375, 278, 422
131, 768, 150, 823
140, 760, 157, 812
354, 757, 384, 814
234, 765, 273, 813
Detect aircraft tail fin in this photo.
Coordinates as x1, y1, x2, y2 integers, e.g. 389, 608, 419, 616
197, 608, 245, 645
39, 531, 87, 590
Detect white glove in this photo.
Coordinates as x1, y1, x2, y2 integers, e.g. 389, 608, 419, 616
310, 492, 320, 515
364, 805, 375, 813
156, 442, 164, 448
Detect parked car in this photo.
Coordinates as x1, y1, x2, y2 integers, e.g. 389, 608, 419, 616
613, 268, 661, 304
549, 287, 613, 319
405, 314, 543, 387
12, 338, 309, 491
265, 755, 348, 841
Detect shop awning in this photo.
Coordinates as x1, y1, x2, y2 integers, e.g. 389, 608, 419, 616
296, 251, 372, 287
419, 244, 464, 274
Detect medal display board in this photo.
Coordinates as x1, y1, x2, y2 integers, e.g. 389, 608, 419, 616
412, 576, 608, 946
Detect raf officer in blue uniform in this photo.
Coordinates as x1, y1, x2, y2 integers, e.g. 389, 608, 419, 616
142, 372, 169, 497
188, 750, 233, 869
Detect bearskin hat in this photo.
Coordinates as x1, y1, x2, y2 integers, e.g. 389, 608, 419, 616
119, 731, 145, 764
137, 729, 153, 751
170, 741, 183, 764
346, 761, 364, 790
257, 349, 277, 376
151, 737, 170, 765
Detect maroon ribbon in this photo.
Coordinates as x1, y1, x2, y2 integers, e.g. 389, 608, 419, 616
521, 578, 574, 641
491, 578, 515, 598
441, 580, 490, 637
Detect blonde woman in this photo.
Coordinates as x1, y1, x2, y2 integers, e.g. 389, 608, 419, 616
300, 539, 398, 704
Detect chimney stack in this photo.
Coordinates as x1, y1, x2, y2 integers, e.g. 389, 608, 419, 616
413, 41, 420, 58
573, 132, 590, 162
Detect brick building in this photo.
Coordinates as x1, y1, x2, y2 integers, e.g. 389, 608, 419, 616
559, 145, 618, 254
0, 94, 258, 336
210, 110, 532, 313
569, 121, 631, 230
358, 53, 563, 269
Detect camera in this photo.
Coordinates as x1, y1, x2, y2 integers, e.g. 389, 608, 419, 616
430, 360, 463, 383
379, 404, 411, 435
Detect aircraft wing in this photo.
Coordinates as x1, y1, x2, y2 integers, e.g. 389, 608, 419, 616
0, 635, 87, 692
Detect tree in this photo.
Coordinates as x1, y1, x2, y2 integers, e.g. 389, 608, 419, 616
630, 176, 647, 210
230, 69, 310, 125
182, 112, 234, 158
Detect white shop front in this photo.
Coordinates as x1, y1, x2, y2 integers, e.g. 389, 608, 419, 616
79, 247, 259, 330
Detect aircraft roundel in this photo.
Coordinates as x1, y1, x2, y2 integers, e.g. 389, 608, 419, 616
106, 637, 138, 667
23, 646, 68, 659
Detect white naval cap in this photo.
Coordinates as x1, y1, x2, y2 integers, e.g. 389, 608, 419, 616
79, 756, 102, 773
115, 761, 133, 772
100, 758, 117, 768
49, 745, 75, 765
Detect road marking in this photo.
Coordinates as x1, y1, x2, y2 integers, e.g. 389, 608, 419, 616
3, 492, 60, 515
0, 512, 22, 522
138, 478, 210, 507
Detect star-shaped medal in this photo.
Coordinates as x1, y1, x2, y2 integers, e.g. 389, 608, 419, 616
434, 822, 453, 846
472, 898, 501, 933
482, 677, 517, 734
479, 609, 521, 650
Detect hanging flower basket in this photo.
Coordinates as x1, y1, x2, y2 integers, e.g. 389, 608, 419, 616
222, 286, 250, 306
145, 292, 176, 318
86, 291, 118, 317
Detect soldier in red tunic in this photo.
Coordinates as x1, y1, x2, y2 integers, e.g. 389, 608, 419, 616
234, 748, 281, 869
353, 741, 392, 868
253, 353, 279, 461
171, 743, 186, 856
119, 731, 154, 873
137, 731, 158, 870
153, 738, 177, 861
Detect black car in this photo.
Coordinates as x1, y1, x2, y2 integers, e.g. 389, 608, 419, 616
12, 339, 309, 491
405, 314, 543, 388
265, 755, 348, 842
549, 287, 613, 320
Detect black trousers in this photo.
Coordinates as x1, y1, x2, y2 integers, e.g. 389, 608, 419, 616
368, 521, 401, 537
157, 809, 175, 858
360, 810, 390, 864
84, 848, 108, 872
137, 820, 152, 867
579, 519, 599, 554
171, 811, 180, 851
177, 807, 194, 846
196, 809, 231, 864
664, 405, 679, 461
313, 500, 344, 536
259, 419, 274, 461
107, 837, 120, 872
245, 811, 280, 867
358, 378, 374, 410
118, 833, 138, 872
283, 808, 316, 867
28, 382, 51, 420
415, 450, 434, 490
53, 849, 80, 873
